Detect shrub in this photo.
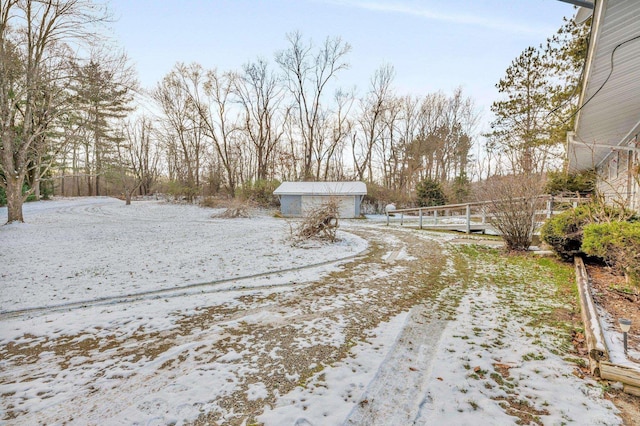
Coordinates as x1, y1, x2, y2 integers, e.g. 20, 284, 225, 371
238, 179, 280, 207
540, 201, 638, 261
478, 173, 544, 251
416, 178, 447, 207
0, 186, 6, 206
294, 199, 339, 243
166, 180, 199, 203
362, 183, 411, 214
540, 204, 594, 261
200, 196, 217, 208
446, 174, 471, 204
582, 221, 640, 286
544, 169, 596, 195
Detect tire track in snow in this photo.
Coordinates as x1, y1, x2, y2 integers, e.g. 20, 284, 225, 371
343, 248, 472, 425
0, 249, 368, 319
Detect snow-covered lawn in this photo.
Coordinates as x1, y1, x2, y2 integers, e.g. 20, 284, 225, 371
0, 198, 623, 425
0, 197, 366, 313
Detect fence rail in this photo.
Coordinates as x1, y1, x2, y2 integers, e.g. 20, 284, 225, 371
385, 195, 589, 234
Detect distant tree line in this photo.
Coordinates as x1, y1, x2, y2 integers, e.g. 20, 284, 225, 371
1, 0, 588, 223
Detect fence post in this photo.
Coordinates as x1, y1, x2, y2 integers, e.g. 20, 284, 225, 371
419, 209, 423, 229
466, 204, 471, 234
546, 196, 554, 219
434, 209, 438, 225
386, 212, 389, 226
401, 212, 404, 226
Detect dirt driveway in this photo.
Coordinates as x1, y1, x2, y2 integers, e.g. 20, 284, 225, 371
0, 224, 629, 425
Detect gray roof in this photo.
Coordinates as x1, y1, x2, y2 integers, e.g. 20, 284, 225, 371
274, 181, 367, 196
568, 0, 640, 172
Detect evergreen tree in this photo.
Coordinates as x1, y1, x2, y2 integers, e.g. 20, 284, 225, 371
71, 52, 135, 196
487, 18, 590, 175
416, 178, 447, 207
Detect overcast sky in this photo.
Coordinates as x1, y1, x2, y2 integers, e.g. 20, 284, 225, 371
107, 0, 578, 132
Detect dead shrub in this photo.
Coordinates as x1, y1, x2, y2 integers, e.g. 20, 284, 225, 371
478, 174, 544, 251
293, 199, 340, 243
211, 199, 253, 219
201, 196, 217, 208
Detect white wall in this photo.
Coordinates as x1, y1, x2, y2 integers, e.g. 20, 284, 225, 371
301, 195, 355, 218
597, 150, 639, 212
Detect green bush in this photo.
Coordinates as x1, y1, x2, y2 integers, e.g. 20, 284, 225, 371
540, 202, 638, 261
416, 178, 447, 207
540, 205, 593, 260
545, 169, 596, 195
446, 173, 471, 204
582, 221, 640, 286
0, 186, 6, 206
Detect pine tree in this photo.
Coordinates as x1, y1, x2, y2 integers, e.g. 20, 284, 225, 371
487, 18, 590, 175
416, 178, 447, 207
71, 53, 135, 196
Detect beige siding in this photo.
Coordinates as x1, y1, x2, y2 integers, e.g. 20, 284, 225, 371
597, 150, 639, 212
301, 195, 355, 218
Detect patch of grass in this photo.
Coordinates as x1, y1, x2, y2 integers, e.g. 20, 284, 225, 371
522, 352, 546, 361
297, 363, 325, 388
563, 356, 587, 368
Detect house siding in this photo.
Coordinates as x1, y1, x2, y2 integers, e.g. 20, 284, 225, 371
597, 150, 639, 211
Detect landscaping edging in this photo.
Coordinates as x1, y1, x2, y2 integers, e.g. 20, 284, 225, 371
575, 256, 640, 396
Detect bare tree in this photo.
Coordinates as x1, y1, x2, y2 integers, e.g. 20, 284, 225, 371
320, 89, 354, 180
123, 115, 160, 196
276, 31, 351, 180
110, 127, 141, 205
153, 63, 208, 201
353, 64, 395, 182
194, 67, 240, 196
1, 0, 109, 223
234, 58, 286, 182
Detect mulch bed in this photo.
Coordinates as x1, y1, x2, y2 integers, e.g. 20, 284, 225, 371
586, 263, 640, 361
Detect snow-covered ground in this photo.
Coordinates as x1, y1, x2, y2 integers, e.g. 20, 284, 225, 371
1, 197, 367, 313
0, 198, 623, 425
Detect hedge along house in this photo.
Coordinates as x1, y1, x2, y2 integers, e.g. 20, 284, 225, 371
567, 0, 640, 212
274, 182, 367, 218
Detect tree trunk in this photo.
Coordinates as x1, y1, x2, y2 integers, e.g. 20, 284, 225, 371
6, 175, 24, 223
33, 177, 41, 200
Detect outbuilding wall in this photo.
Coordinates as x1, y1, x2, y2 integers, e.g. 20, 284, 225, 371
301, 195, 356, 218
278, 194, 362, 218
279, 195, 302, 217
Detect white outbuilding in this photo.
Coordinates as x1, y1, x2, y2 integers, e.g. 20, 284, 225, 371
273, 181, 367, 218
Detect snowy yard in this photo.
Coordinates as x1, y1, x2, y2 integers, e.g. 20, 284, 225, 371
1, 198, 367, 314
0, 198, 623, 425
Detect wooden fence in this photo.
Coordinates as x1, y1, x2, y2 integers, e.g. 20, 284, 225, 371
385, 195, 588, 234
